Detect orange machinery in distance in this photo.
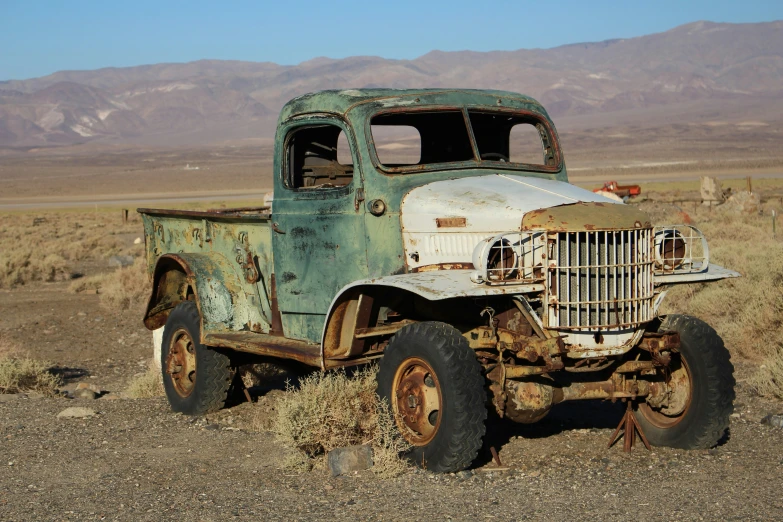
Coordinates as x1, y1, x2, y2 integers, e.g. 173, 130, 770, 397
593, 181, 642, 198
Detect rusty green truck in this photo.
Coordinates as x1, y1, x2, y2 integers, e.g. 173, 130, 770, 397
139, 89, 738, 472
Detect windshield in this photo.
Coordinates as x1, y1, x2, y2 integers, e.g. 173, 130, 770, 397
369, 108, 559, 173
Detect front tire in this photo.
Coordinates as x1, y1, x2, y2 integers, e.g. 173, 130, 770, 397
377, 322, 487, 472
161, 301, 234, 415
635, 314, 735, 449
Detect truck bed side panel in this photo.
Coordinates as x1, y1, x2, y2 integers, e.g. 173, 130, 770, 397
140, 209, 274, 334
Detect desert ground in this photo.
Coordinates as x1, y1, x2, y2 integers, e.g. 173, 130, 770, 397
1, 121, 783, 520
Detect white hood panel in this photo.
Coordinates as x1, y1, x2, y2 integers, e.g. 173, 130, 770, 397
400, 174, 618, 269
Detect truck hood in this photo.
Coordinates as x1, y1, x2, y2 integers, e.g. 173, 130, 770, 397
400, 174, 619, 234
399, 174, 628, 271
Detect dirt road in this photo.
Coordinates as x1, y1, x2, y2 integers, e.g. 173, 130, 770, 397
2, 170, 783, 211
0, 189, 272, 211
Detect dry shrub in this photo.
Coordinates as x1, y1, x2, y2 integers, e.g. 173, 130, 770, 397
749, 354, 783, 400
271, 366, 410, 477
1, 251, 69, 287
70, 259, 148, 312
0, 211, 142, 289
126, 363, 164, 398
68, 274, 107, 294
96, 258, 149, 311
0, 339, 61, 395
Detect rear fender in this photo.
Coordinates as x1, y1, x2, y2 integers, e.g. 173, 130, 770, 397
143, 253, 262, 336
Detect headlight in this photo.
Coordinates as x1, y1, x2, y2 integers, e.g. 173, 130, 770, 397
472, 236, 518, 283
652, 225, 709, 273
471, 231, 547, 284
486, 238, 517, 281
654, 229, 687, 270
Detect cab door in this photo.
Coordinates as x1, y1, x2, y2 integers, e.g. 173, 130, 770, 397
271, 117, 368, 342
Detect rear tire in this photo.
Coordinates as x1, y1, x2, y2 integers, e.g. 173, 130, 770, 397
161, 301, 234, 415
377, 322, 487, 472
635, 314, 735, 449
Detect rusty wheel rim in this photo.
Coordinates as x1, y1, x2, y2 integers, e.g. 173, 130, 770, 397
165, 328, 197, 398
639, 356, 692, 429
391, 357, 443, 446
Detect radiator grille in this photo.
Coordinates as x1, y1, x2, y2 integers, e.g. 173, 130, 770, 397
550, 228, 654, 330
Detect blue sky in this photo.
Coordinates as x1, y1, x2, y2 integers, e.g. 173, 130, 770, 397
1, 0, 781, 81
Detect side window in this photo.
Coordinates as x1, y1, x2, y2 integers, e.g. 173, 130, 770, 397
285, 124, 354, 189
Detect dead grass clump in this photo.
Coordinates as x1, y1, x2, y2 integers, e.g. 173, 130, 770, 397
0, 211, 143, 289
1, 251, 70, 287
749, 354, 783, 400
68, 274, 107, 294
126, 364, 164, 398
0, 339, 61, 395
271, 367, 410, 477
72, 259, 149, 312
98, 259, 149, 311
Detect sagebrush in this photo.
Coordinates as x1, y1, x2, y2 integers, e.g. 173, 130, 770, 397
0, 339, 61, 395
126, 363, 164, 398
270, 366, 410, 477
70, 258, 149, 312
0, 211, 142, 289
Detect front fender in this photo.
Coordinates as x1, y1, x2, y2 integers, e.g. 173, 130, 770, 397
320, 269, 544, 346
143, 252, 257, 335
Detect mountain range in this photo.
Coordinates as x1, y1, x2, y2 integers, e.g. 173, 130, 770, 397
1, 20, 781, 148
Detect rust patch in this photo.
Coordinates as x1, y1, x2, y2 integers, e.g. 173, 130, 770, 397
521, 202, 652, 232
269, 274, 284, 336
412, 262, 474, 273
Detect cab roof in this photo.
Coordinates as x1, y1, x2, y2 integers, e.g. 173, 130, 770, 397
278, 88, 548, 122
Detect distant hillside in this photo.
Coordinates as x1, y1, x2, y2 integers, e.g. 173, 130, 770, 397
1, 20, 781, 148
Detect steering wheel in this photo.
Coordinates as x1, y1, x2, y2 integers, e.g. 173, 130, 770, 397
480, 152, 510, 162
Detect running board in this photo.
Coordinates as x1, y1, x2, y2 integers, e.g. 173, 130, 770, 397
203, 332, 321, 367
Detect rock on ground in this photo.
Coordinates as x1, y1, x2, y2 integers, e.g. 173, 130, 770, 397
328, 445, 374, 476
56, 407, 96, 419
72, 388, 97, 400
700, 176, 725, 205
108, 255, 135, 268
725, 190, 761, 214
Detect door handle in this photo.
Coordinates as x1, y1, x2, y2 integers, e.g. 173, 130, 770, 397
272, 222, 286, 234
354, 188, 365, 212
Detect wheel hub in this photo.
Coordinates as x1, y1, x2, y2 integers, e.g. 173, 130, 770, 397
165, 328, 197, 398
391, 357, 442, 445
640, 356, 692, 428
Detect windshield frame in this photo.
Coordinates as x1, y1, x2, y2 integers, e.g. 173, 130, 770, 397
365, 106, 563, 176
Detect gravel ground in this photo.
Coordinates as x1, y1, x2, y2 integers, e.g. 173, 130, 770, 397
1, 283, 782, 521
1, 383, 781, 521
